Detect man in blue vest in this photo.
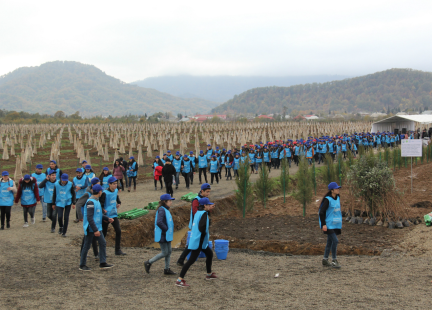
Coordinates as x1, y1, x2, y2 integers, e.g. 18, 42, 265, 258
79, 184, 114, 271
0, 171, 17, 230
188, 151, 197, 185
73, 168, 89, 223
206, 144, 213, 163
172, 152, 182, 189
52, 174, 76, 237
176, 183, 211, 266
198, 151, 208, 184
32, 164, 47, 222
181, 155, 194, 189
38, 170, 58, 233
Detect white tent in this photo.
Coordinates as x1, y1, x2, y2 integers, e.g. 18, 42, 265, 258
371, 115, 432, 133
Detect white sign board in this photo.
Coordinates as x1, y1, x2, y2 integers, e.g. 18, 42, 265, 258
401, 139, 423, 157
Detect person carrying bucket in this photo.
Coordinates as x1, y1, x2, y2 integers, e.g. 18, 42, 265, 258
319, 182, 342, 269
176, 183, 211, 266
176, 197, 217, 287
144, 194, 176, 276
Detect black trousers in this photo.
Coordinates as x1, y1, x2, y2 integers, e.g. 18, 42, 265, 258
102, 217, 122, 252
179, 246, 213, 278
183, 172, 191, 188
154, 177, 163, 188
266, 162, 271, 172
165, 180, 173, 196
57, 205, 71, 234
47, 203, 57, 230
211, 173, 219, 184
199, 168, 207, 183
23, 206, 36, 222
0, 206, 11, 226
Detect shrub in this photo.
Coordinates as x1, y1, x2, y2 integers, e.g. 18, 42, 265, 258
235, 157, 254, 217
254, 164, 274, 208
292, 157, 314, 216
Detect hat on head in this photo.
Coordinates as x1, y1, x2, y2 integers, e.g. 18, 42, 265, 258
200, 150, 204, 154
24, 174, 31, 180
207, 144, 211, 147
167, 150, 171, 153
165, 158, 171, 162
50, 160, 57, 164
92, 184, 103, 194
91, 178, 100, 185
223, 148, 226, 151
190, 151, 193, 155
130, 156, 134, 160
81, 160, 87, 164
85, 165, 91, 169
183, 155, 188, 159
199, 197, 214, 205
156, 156, 160, 159
76, 168, 82, 172
1, 171, 9, 176
328, 182, 341, 190
36, 164, 43, 169
212, 155, 216, 158
61, 174, 69, 181
49, 170, 57, 175
176, 152, 180, 155
103, 167, 109, 171
201, 183, 211, 191
160, 194, 175, 201
108, 176, 117, 183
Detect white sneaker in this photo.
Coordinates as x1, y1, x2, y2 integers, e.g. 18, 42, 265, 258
23, 223, 29, 228
31, 218, 35, 225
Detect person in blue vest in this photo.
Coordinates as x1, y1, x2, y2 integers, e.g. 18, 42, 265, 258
306, 144, 314, 165
176, 197, 217, 287
263, 146, 271, 172
254, 148, 263, 172
232, 153, 240, 180
181, 155, 194, 189
73, 168, 89, 223
176, 183, 211, 266
188, 151, 196, 185
38, 170, 58, 233
84, 165, 96, 182
52, 174, 76, 237
166, 150, 174, 162
99, 167, 112, 190
45, 160, 63, 181
209, 155, 220, 185
144, 194, 176, 275
219, 149, 226, 179
79, 184, 114, 271
206, 144, 213, 163
14, 175, 40, 227
172, 152, 182, 189
198, 150, 208, 184
127, 156, 138, 192
248, 149, 256, 173
80, 160, 88, 173
100, 176, 126, 256
0, 171, 16, 230
319, 182, 342, 269
32, 164, 47, 222
161, 154, 168, 165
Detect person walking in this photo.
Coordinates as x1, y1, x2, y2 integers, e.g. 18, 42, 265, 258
84, 165, 96, 181
113, 159, 125, 192
176, 197, 217, 287
209, 155, 219, 185
319, 182, 342, 269
0, 171, 17, 230
144, 194, 176, 276
127, 156, 138, 192
162, 159, 176, 196
79, 184, 115, 271
73, 168, 89, 223
31, 164, 47, 222
52, 174, 76, 237
119, 157, 129, 189
198, 151, 208, 184
38, 170, 58, 233
154, 164, 163, 191
172, 152, 182, 189
181, 155, 194, 189
14, 175, 40, 227
100, 176, 126, 256
99, 167, 112, 190
45, 160, 63, 181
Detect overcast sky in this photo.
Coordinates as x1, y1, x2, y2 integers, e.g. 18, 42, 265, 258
1, 0, 431, 82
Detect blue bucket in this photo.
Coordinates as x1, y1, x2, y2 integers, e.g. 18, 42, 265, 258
214, 239, 229, 260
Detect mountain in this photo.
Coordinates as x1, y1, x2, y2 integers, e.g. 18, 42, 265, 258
211, 69, 432, 115
131, 75, 350, 103
0, 61, 218, 116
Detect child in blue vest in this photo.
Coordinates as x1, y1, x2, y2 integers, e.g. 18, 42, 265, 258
319, 182, 342, 269
144, 194, 176, 276
100, 177, 126, 256
52, 174, 76, 237
176, 197, 217, 287
79, 184, 114, 271
32, 164, 47, 221
14, 175, 40, 227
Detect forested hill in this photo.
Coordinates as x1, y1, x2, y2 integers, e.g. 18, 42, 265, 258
211, 69, 432, 115
0, 61, 218, 116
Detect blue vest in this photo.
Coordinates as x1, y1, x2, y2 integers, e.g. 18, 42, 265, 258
306, 148, 313, 158
255, 154, 262, 163
21, 184, 36, 206
85, 172, 95, 180
0, 180, 14, 206
220, 155, 226, 165
209, 160, 218, 173
189, 156, 196, 168
127, 162, 137, 177
188, 210, 209, 250
73, 176, 88, 199
198, 156, 208, 168
102, 174, 112, 190
173, 158, 182, 172
241, 155, 246, 163
83, 198, 103, 235
54, 181, 73, 208
47, 168, 61, 181
32, 173, 46, 197
167, 154, 174, 162
182, 160, 192, 173
342, 144, 347, 151
103, 188, 118, 218
319, 196, 342, 230
233, 158, 240, 170
206, 149, 213, 159
294, 146, 300, 156
43, 181, 56, 203
248, 153, 255, 163
154, 206, 174, 242
189, 196, 200, 229
263, 152, 270, 162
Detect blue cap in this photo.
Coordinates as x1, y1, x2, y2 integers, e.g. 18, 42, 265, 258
24, 174, 31, 180
108, 176, 117, 183
130, 156, 134, 160
201, 183, 211, 190
216, 146, 219, 149
61, 174, 69, 181
200, 150, 204, 154
176, 152, 180, 155
160, 194, 175, 201
212, 155, 216, 158
199, 197, 214, 205
92, 184, 103, 194
49, 170, 57, 175
328, 182, 341, 190
183, 155, 188, 159
207, 144, 211, 147
36, 164, 43, 169
85, 165, 91, 169
91, 178, 100, 185
81, 160, 87, 164
103, 167, 109, 171
190, 151, 193, 155
50, 160, 57, 164
76, 168, 82, 172
156, 156, 160, 159
223, 148, 226, 151
167, 150, 171, 153
1, 171, 9, 176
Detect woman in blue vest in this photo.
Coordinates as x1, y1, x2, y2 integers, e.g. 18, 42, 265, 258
100, 177, 126, 256
73, 168, 89, 223
248, 149, 256, 173
0, 171, 16, 230
188, 151, 197, 185
219, 149, 227, 178
176, 197, 217, 287
99, 167, 112, 190
38, 170, 58, 233
232, 153, 241, 179
45, 160, 63, 181
225, 153, 233, 180
198, 150, 208, 184
319, 182, 342, 269
52, 174, 76, 237
32, 164, 47, 222
181, 155, 194, 189
14, 175, 40, 227
127, 157, 138, 192
79, 184, 114, 271
209, 155, 220, 185
144, 194, 176, 276
172, 153, 182, 189
84, 165, 96, 182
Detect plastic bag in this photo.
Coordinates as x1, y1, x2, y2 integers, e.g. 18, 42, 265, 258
424, 212, 432, 227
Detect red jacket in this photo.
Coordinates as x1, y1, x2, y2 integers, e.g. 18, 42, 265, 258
15, 177, 40, 207
154, 166, 163, 180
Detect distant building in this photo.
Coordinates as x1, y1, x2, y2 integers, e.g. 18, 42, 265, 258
256, 115, 274, 120
191, 114, 227, 120
293, 115, 306, 120
422, 110, 432, 115
304, 115, 319, 120
370, 112, 387, 118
